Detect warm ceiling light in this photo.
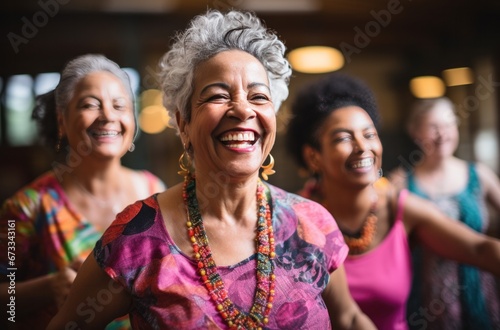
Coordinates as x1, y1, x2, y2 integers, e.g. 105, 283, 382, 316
103, 0, 177, 13
241, 0, 319, 12
409, 76, 446, 99
141, 89, 163, 108
442, 67, 474, 86
139, 105, 170, 134
139, 89, 170, 134
288, 46, 344, 74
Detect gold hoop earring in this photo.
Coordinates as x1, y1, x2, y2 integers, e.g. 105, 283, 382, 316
56, 136, 62, 153
178, 151, 192, 177
261, 154, 275, 181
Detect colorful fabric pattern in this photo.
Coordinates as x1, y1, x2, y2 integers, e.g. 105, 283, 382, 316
0, 171, 165, 330
406, 163, 500, 330
94, 183, 348, 329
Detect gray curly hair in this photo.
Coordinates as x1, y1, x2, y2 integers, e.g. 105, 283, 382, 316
158, 9, 292, 131
32, 54, 138, 148
56, 54, 134, 116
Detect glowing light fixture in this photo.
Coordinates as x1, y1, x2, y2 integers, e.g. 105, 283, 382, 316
409, 76, 446, 99
139, 89, 170, 134
139, 105, 170, 134
241, 0, 319, 12
141, 89, 163, 108
442, 67, 474, 86
287, 46, 344, 74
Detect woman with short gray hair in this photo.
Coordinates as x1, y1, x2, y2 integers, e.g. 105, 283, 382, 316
48, 10, 375, 330
0, 53, 165, 330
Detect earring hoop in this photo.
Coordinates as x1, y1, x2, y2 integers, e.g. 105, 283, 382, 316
128, 143, 135, 152
378, 168, 383, 179
261, 153, 276, 181
178, 151, 192, 177
56, 136, 62, 153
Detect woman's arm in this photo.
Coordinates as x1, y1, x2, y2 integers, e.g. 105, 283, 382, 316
403, 192, 500, 276
387, 166, 409, 192
47, 254, 131, 330
0, 265, 78, 319
476, 162, 500, 214
0, 191, 76, 319
322, 266, 376, 330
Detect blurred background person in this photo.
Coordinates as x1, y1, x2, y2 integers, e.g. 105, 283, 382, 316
286, 73, 500, 330
0, 54, 165, 330
47, 10, 376, 330
390, 96, 500, 330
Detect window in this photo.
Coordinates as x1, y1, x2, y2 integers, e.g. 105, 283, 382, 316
5, 75, 36, 146
0, 68, 140, 146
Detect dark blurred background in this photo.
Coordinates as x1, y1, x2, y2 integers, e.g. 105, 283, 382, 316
1, 0, 500, 201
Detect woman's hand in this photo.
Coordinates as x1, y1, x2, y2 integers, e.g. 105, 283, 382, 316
47, 255, 131, 330
50, 259, 83, 309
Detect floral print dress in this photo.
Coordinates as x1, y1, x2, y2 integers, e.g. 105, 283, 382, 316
94, 183, 348, 329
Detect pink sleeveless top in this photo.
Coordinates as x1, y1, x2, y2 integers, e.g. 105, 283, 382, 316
344, 190, 412, 330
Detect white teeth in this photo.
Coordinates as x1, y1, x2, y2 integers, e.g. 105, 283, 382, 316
92, 130, 119, 137
225, 142, 253, 148
351, 158, 374, 168
220, 131, 255, 142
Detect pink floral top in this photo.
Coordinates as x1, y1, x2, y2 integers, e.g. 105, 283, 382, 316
94, 183, 348, 329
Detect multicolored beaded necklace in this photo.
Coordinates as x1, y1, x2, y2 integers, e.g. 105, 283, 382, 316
183, 174, 276, 329
340, 203, 378, 255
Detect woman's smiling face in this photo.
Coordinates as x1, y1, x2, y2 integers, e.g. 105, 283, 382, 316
60, 71, 135, 160
179, 50, 275, 180
412, 104, 459, 159
309, 106, 382, 187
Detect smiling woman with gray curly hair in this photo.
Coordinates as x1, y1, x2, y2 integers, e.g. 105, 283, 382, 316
48, 9, 375, 330
159, 9, 291, 130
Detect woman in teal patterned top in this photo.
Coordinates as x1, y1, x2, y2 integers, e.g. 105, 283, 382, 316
390, 97, 500, 329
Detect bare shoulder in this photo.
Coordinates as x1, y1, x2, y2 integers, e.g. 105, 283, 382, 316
475, 162, 499, 184
124, 167, 166, 197
376, 177, 438, 234
157, 183, 184, 215
474, 162, 500, 212
375, 177, 398, 205
125, 167, 153, 183
387, 167, 408, 191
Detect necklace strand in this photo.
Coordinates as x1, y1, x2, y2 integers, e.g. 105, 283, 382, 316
340, 204, 378, 255
183, 175, 275, 329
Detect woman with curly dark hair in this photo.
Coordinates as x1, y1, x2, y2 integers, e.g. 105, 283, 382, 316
286, 72, 500, 330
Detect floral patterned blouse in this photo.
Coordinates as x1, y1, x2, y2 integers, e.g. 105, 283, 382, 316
94, 183, 348, 329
